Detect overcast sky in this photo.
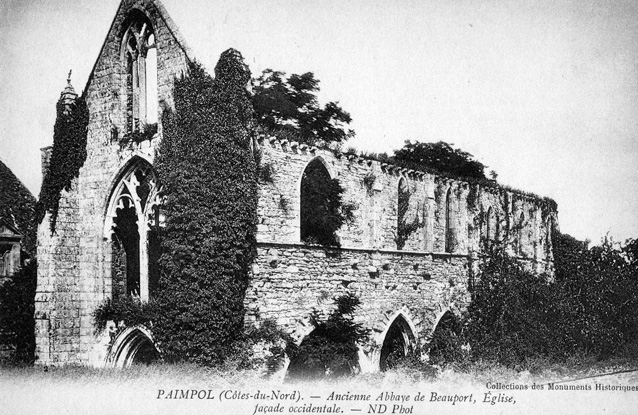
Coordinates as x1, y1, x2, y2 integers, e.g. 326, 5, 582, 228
1, 0, 637, 244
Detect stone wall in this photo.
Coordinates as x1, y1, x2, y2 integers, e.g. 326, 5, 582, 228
247, 243, 471, 364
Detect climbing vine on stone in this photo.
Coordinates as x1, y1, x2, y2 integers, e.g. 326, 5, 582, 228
153, 50, 258, 366
36, 94, 89, 233
396, 182, 423, 250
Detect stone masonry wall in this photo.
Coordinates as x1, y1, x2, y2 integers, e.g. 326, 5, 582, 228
246, 243, 471, 360
35, 185, 81, 364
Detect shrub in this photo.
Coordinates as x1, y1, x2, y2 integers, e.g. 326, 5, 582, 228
153, 50, 257, 366
286, 294, 369, 380
383, 351, 438, 382
119, 122, 157, 147
226, 319, 296, 375
428, 312, 468, 366
552, 234, 638, 358
465, 248, 555, 366
92, 295, 157, 334
464, 233, 638, 367
0, 261, 37, 363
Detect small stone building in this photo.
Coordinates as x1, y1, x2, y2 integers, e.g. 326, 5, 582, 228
0, 219, 22, 280
35, 0, 558, 369
0, 159, 36, 278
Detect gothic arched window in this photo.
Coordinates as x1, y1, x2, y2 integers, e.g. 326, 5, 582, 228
517, 212, 526, 256
444, 188, 454, 253
486, 206, 496, 248
122, 14, 158, 134
396, 177, 409, 250
300, 158, 344, 246
105, 159, 161, 301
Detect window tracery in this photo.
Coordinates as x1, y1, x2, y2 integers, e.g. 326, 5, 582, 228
105, 160, 161, 301
122, 15, 158, 134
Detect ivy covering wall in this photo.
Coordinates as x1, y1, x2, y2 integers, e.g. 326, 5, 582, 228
36, 95, 89, 233
153, 50, 258, 365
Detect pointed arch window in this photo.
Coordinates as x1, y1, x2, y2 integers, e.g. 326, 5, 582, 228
517, 212, 526, 256
444, 188, 454, 253
299, 158, 351, 247
380, 314, 416, 371
396, 177, 409, 250
105, 160, 161, 302
122, 15, 158, 134
486, 206, 498, 248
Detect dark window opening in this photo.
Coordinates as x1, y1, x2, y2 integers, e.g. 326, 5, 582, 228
428, 312, 463, 365
380, 315, 414, 371
300, 159, 349, 247
112, 196, 140, 297
445, 188, 454, 253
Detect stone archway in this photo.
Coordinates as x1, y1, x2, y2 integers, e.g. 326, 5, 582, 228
107, 326, 159, 368
427, 311, 463, 365
378, 313, 417, 371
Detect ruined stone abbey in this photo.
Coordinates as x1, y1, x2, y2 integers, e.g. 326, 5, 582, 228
35, 0, 557, 370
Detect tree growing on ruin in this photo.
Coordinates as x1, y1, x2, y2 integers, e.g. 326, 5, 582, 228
252, 69, 354, 146
153, 50, 258, 365
393, 140, 488, 180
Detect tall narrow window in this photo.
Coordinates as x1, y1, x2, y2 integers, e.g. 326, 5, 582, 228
0, 251, 8, 277
396, 177, 409, 250
123, 15, 158, 134
106, 160, 160, 301
445, 188, 454, 253
146, 34, 158, 125
300, 158, 340, 246
517, 212, 526, 256
486, 206, 495, 248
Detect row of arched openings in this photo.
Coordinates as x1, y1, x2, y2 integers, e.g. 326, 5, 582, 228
286, 311, 460, 378
396, 180, 545, 256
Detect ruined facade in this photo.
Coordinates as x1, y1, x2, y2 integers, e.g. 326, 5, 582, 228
35, 0, 557, 369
